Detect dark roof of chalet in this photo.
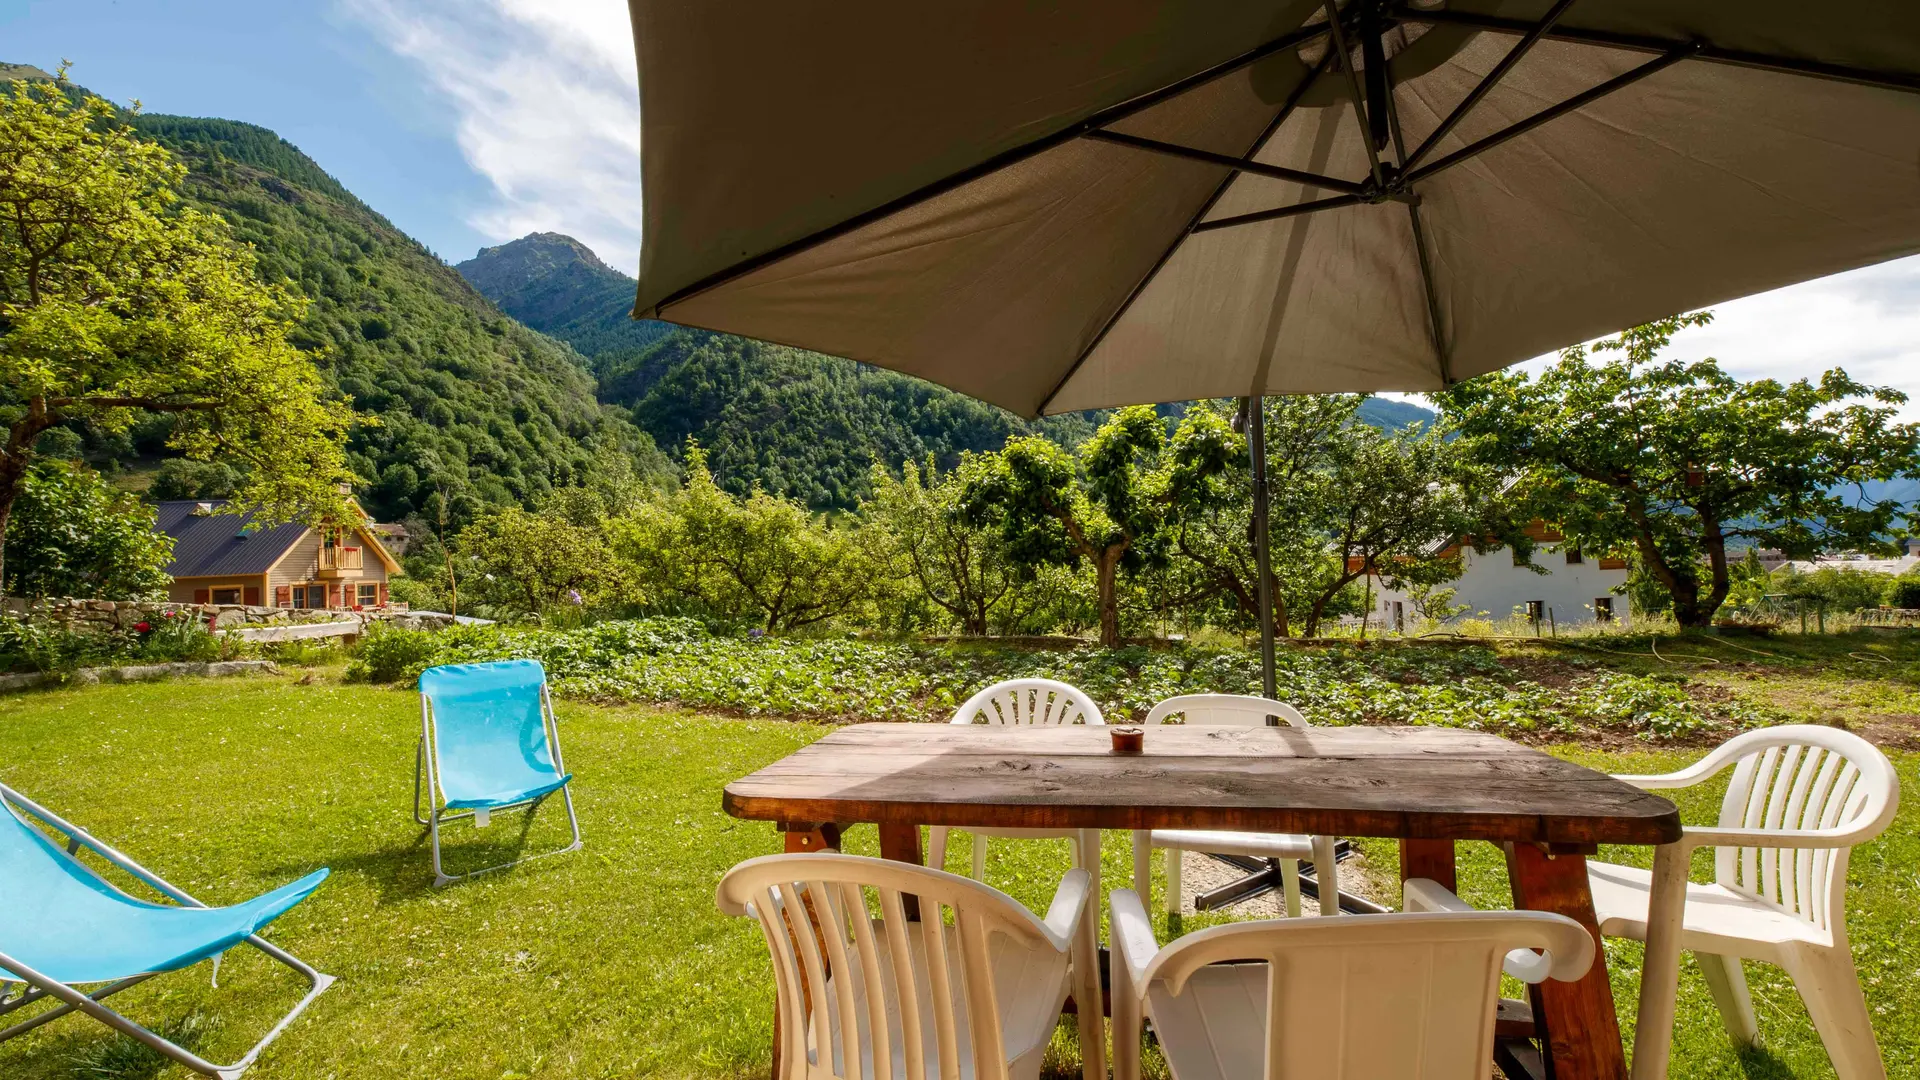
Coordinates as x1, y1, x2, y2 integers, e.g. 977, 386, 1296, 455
155, 501, 311, 579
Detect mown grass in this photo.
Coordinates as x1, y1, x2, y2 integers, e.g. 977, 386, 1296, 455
0, 674, 1914, 1079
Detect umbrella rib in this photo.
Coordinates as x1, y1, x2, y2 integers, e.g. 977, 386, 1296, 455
1395, 7, 1920, 97
1401, 0, 1581, 173
646, 21, 1333, 318
1405, 44, 1697, 185
1382, 50, 1454, 387
1081, 130, 1367, 195
1035, 51, 1336, 416
1189, 193, 1366, 234
1322, 0, 1389, 191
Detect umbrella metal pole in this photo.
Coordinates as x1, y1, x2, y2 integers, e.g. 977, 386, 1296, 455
1247, 396, 1278, 700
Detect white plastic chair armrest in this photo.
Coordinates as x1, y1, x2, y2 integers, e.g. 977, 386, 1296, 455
1677, 824, 1868, 850
1108, 888, 1160, 1000
1040, 868, 1093, 951
1401, 877, 1558, 984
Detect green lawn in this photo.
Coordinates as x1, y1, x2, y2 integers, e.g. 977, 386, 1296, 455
0, 675, 1914, 1079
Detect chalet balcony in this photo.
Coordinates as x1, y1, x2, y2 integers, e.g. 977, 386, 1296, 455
315, 546, 364, 578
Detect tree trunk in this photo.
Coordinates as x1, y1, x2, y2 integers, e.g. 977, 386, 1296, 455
1095, 550, 1122, 648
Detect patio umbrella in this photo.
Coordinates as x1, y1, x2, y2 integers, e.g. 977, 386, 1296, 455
625, 1, 1920, 690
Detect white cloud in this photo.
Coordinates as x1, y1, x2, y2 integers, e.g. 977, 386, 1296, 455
339, 0, 643, 270
1385, 254, 1920, 420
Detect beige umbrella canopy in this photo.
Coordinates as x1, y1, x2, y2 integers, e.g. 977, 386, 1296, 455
628, 0, 1920, 418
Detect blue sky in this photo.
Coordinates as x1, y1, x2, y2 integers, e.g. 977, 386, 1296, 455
5, 0, 1918, 417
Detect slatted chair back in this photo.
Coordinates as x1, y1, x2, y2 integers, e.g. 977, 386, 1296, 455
1706, 726, 1899, 932
1136, 910, 1593, 1080
950, 679, 1104, 727
718, 853, 1077, 1080
1143, 694, 1306, 729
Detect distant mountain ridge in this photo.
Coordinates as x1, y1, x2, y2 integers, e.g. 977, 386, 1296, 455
457, 233, 677, 364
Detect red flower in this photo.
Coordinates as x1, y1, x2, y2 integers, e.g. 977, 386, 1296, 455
163, 610, 176, 618
133, 621, 152, 633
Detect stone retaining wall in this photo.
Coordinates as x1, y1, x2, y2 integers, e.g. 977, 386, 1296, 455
0, 660, 280, 693
1, 598, 457, 633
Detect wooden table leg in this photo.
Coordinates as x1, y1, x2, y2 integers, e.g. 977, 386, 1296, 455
1399, 837, 1457, 894
877, 823, 924, 921
1507, 842, 1626, 1080
1074, 828, 1107, 1080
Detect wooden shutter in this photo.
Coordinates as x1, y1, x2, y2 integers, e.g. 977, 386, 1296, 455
275, 585, 292, 608
244, 586, 262, 607
377, 582, 388, 607
193, 588, 211, 604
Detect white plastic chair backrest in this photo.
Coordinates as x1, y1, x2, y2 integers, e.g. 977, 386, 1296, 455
1143, 694, 1306, 729
1142, 911, 1593, 1080
950, 679, 1104, 726
718, 852, 1072, 1080
1703, 725, 1899, 931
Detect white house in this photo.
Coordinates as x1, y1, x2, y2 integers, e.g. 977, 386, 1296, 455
1360, 522, 1631, 631
1774, 538, 1920, 578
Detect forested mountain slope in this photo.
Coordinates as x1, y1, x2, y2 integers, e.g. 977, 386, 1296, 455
459, 232, 1101, 509
126, 116, 673, 525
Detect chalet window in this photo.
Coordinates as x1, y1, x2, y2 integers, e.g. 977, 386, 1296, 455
357, 583, 378, 607
1595, 597, 1615, 622
1565, 546, 1584, 565
211, 586, 243, 605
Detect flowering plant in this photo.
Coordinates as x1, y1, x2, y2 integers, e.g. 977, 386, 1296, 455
133, 621, 152, 633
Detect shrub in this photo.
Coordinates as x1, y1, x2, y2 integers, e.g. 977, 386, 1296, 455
1889, 575, 1920, 610
346, 622, 441, 683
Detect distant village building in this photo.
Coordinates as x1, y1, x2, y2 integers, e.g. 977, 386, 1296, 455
155, 501, 404, 609
1358, 522, 1631, 631
1773, 538, 1920, 578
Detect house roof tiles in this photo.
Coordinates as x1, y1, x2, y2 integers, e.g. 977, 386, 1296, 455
155, 501, 310, 579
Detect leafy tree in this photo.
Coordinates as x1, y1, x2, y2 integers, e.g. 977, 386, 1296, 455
1773, 565, 1895, 615
455, 505, 622, 620
0, 73, 355, 584
149, 458, 246, 500
959, 406, 1182, 647
3, 460, 172, 599
1439, 313, 1920, 626
611, 449, 880, 631
1164, 397, 1488, 638
865, 455, 1022, 635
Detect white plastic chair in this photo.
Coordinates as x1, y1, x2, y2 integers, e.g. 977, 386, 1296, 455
718, 852, 1090, 1080
928, 680, 1104, 881
1587, 725, 1900, 1079
1108, 881, 1594, 1080
1129, 695, 1337, 917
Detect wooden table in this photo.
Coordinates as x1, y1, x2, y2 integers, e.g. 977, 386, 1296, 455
725, 723, 1684, 1080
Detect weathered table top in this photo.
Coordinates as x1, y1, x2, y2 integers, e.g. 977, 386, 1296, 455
723, 723, 1682, 846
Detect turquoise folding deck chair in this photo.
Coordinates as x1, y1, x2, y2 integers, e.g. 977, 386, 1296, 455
0, 783, 333, 1079
414, 659, 582, 887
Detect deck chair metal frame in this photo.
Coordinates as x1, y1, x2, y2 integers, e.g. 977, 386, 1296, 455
414, 660, 582, 887
0, 783, 334, 1080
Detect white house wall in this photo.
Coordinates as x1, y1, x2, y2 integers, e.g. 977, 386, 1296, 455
1370, 546, 1630, 630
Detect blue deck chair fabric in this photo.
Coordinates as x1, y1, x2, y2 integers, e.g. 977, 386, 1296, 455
419, 659, 572, 810
0, 799, 328, 984
415, 659, 582, 887
0, 785, 334, 1079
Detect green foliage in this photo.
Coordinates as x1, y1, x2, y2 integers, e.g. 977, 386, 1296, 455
2, 461, 173, 599
1440, 312, 1920, 627
864, 455, 1022, 635
610, 449, 883, 631
1889, 575, 1920, 610
1772, 565, 1898, 614
345, 617, 1770, 739
149, 457, 246, 500
344, 619, 442, 682
0, 73, 356, 579
455, 504, 624, 620
1165, 398, 1493, 638
0, 607, 235, 674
